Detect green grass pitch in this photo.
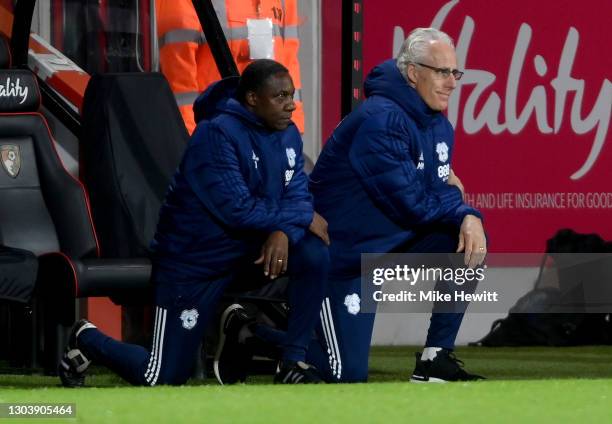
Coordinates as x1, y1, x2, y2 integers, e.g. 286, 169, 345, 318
1, 346, 611, 423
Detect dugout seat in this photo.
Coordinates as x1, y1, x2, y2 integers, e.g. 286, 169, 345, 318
0, 69, 150, 372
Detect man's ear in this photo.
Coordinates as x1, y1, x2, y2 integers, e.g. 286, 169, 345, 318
245, 90, 258, 107
406, 63, 418, 85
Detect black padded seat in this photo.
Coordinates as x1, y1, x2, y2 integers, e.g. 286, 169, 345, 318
0, 34, 11, 68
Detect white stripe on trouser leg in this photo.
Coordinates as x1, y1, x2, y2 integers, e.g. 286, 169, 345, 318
144, 307, 162, 379
145, 307, 162, 381
320, 311, 338, 376
319, 299, 338, 376
145, 308, 167, 385
323, 298, 342, 378
150, 309, 167, 385
319, 306, 337, 376
320, 299, 342, 379
322, 300, 340, 378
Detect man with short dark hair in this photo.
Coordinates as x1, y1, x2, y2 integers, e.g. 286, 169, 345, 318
59, 59, 329, 386
308, 28, 487, 383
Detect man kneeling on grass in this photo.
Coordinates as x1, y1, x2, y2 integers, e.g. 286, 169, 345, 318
58, 59, 330, 386
307, 28, 487, 383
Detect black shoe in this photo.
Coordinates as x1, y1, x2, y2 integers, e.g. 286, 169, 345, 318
274, 361, 323, 384
410, 350, 485, 383
58, 319, 97, 388
214, 304, 254, 385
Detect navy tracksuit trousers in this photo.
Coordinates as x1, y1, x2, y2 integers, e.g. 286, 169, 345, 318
77, 233, 329, 386
306, 229, 477, 382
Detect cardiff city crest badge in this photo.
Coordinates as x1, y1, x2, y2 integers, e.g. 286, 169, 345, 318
344, 293, 361, 315
436, 142, 449, 163
286, 147, 296, 168
180, 309, 199, 330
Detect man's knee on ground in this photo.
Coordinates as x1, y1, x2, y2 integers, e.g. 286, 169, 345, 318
142, 362, 192, 386
333, 358, 368, 383
146, 373, 190, 386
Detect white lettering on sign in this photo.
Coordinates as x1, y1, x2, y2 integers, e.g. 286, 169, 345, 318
464, 192, 612, 209
452, 20, 610, 181
0, 77, 28, 104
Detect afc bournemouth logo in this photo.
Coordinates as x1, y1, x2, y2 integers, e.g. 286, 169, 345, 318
286, 147, 296, 168
1, 145, 20, 178
180, 309, 199, 330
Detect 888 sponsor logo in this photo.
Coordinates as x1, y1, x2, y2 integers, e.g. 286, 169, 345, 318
438, 163, 450, 180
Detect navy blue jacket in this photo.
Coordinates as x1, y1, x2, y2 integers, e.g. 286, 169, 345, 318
151, 77, 313, 284
310, 60, 482, 279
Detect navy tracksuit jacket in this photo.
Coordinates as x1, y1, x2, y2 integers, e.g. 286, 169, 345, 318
152, 77, 314, 284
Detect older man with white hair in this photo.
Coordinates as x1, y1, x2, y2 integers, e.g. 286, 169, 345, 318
308, 28, 487, 383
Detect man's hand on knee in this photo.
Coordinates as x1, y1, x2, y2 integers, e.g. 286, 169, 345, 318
254, 231, 289, 279
456, 215, 487, 268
